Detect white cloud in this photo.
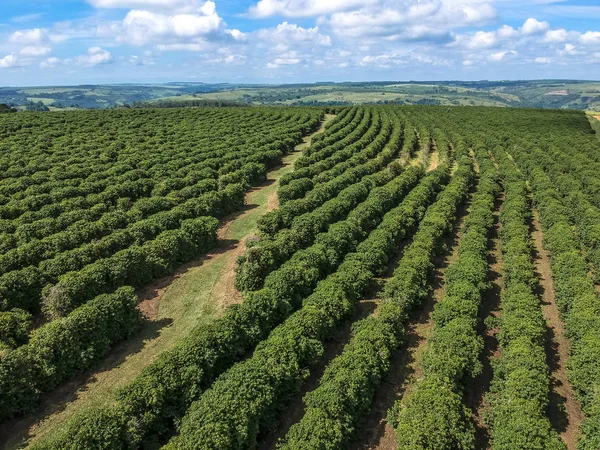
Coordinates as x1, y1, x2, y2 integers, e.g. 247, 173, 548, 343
581, 31, 600, 46
75, 47, 113, 67
249, 0, 372, 18
88, 0, 205, 13
543, 28, 569, 43
497, 25, 518, 39
256, 22, 331, 47
460, 31, 497, 49
489, 50, 517, 61
327, 1, 496, 42
521, 18, 549, 35
534, 56, 551, 64
9, 28, 47, 45
20, 46, 52, 57
156, 43, 206, 51
0, 54, 19, 69
98, 1, 227, 47
40, 57, 61, 68
273, 57, 301, 65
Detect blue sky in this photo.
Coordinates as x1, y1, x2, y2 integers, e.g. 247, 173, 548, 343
0, 0, 599, 86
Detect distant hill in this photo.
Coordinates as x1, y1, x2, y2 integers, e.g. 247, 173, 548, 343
1, 80, 600, 111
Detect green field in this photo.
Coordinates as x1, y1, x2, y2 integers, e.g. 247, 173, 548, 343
3, 80, 600, 110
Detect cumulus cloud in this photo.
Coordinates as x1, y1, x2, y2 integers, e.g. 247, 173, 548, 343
88, 0, 206, 13
327, 1, 496, 43
75, 47, 113, 66
96, 1, 238, 50
0, 54, 19, 69
249, 0, 373, 18
256, 22, 331, 47
521, 18, 549, 35
581, 31, 600, 46
489, 49, 517, 61
9, 28, 47, 45
535, 56, 551, 64
543, 28, 569, 43
40, 57, 62, 68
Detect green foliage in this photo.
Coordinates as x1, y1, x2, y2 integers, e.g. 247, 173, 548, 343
393, 378, 475, 450
485, 147, 565, 450
0, 308, 32, 349
167, 166, 453, 450
0, 287, 141, 421
280, 144, 473, 449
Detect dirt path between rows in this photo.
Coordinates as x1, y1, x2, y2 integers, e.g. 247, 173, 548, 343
531, 209, 584, 450
352, 183, 476, 450
0, 114, 336, 450
464, 193, 504, 449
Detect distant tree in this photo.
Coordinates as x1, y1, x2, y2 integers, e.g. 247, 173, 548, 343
25, 101, 50, 112
0, 103, 17, 113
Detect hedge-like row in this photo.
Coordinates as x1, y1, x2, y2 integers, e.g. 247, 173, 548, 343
279, 109, 379, 203
0, 177, 217, 276
0, 308, 32, 349
0, 287, 141, 421
258, 110, 403, 237
524, 144, 600, 284
301, 107, 357, 152
1, 118, 311, 245
278, 157, 472, 450
32, 168, 432, 450
509, 149, 600, 449
42, 216, 219, 317
236, 165, 421, 291
485, 147, 564, 450
165, 166, 453, 450
279, 109, 370, 186
389, 145, 500, 449
0, 183, 242, 313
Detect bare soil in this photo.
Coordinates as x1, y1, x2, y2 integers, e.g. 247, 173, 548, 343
531, 209, 584, 450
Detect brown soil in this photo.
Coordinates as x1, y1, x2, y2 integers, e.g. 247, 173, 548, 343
427, 151, 439, 172
351, 185, 475, 450
594, 115, 600, 121
531, 209, 584, 449
464, 193, 505, 449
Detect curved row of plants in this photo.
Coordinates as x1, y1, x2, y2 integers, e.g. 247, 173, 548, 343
279, 108, 379, 203
236, 165, 422, 291
279, 108, 375, 186
258, 109, 404, 237
0, 215, 219, 420
520, 144, 600, 283
278, 150, 473, 450
0, 183, 244, 314
31, 161, 424, 449
0, 111, 317, 230
164, 165, 453, 450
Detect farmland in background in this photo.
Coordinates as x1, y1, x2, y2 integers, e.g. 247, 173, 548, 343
2, 79, 600, 110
